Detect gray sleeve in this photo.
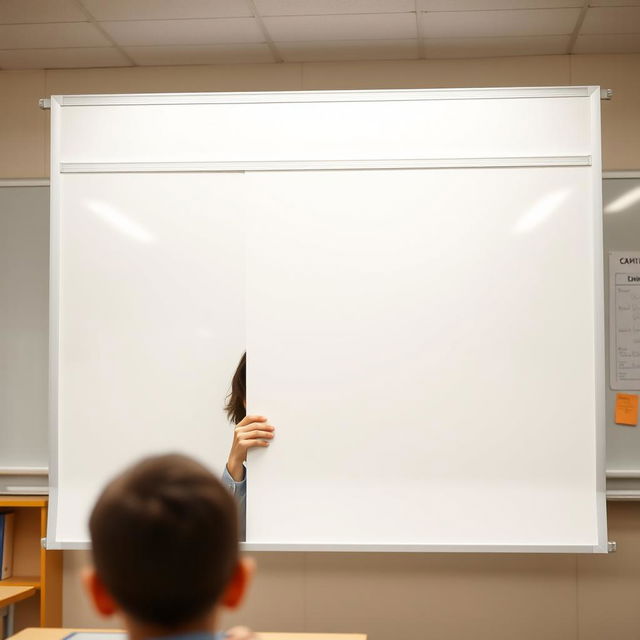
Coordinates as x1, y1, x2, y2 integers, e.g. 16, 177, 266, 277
222, 465, 246, 542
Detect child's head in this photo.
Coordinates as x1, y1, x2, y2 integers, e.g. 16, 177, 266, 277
85, 453, 251, 632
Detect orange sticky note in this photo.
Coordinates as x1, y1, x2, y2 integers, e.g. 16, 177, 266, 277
615, 393, 639, 426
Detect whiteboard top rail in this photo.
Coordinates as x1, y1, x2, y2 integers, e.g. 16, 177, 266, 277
50, 86, 598, 107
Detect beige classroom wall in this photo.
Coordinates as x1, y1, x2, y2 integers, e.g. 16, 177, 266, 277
0, 53, 638, 640
1, 53, 640, 176
63, 503, 640, 640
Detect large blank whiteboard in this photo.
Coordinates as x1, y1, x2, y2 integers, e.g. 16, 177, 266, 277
49, 87, 606, 551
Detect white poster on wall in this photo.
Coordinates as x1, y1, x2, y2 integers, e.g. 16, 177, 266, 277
610, 252, 640, 390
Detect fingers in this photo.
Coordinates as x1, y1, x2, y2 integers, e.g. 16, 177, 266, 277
243, 439, 270, 448
243, 424, 275, 433
240, 429, 273, 440
235, 423, 275, 436
237, 429, 274, 440
233, 416, 276, 450
235, 432, 274, 449
237, 415, 267, 427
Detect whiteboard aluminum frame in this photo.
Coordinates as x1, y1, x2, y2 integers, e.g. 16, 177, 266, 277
54, 86, 591, 108
589, 88, 608, 552
47, 541, 605, 552
48, 95, 63, 548
47, 87, 607, 552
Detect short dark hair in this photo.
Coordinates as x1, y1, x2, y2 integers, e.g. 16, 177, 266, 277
89, 454, 239, 628
225, 352, 246, 425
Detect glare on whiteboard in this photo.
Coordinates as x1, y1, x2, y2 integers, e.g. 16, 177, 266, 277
512, 188, 571, 234
85, 199, 156, 244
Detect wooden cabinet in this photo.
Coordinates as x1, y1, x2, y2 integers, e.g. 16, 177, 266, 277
0, 497, 62, 630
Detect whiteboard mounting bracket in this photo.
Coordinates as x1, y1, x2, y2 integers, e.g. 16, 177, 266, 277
608, 541, 617, 553
41, 537, 47, 549
39, 98, 51, 110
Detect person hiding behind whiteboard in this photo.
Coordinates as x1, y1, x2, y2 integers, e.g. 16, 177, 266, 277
84, 453, 257, 640
221, 352, 276, 541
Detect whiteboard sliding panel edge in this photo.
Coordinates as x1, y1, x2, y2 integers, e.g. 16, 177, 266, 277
47, 96, 63, 549
60, 157, 592, 174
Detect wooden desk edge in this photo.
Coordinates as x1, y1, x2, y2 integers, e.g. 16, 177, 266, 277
8, 628, 366, 640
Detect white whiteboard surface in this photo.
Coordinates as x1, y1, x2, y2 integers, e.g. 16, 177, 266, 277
49, 87, 606, 551
245, 168, 604, 551
50, 173, 245, 546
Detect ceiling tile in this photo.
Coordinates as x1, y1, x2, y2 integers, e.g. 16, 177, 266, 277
424, 35, 569, 58
81, 0, 252, 21
0, 22, 111, 49
581, 7, 640, 33
100, 18, 264, 46
264, 13, 416, 41
419, 0, 583, 9
124, 44, 275, 65
573, 33, 640, 52
589, 0, 640, 6
421, 8, 581, 37
0, 0, 87, 24
278, 39, 418, 61
0, 47, 130, 69
255, 0, 415, 16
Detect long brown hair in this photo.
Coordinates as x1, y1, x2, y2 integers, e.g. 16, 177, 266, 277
225, 352, 246, 425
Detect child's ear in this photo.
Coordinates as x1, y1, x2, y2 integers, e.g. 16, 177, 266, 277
82, 567, 119, 617
221, 557, 255, 610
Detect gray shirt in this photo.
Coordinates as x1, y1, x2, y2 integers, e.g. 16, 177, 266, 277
222, 465, 246, 541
